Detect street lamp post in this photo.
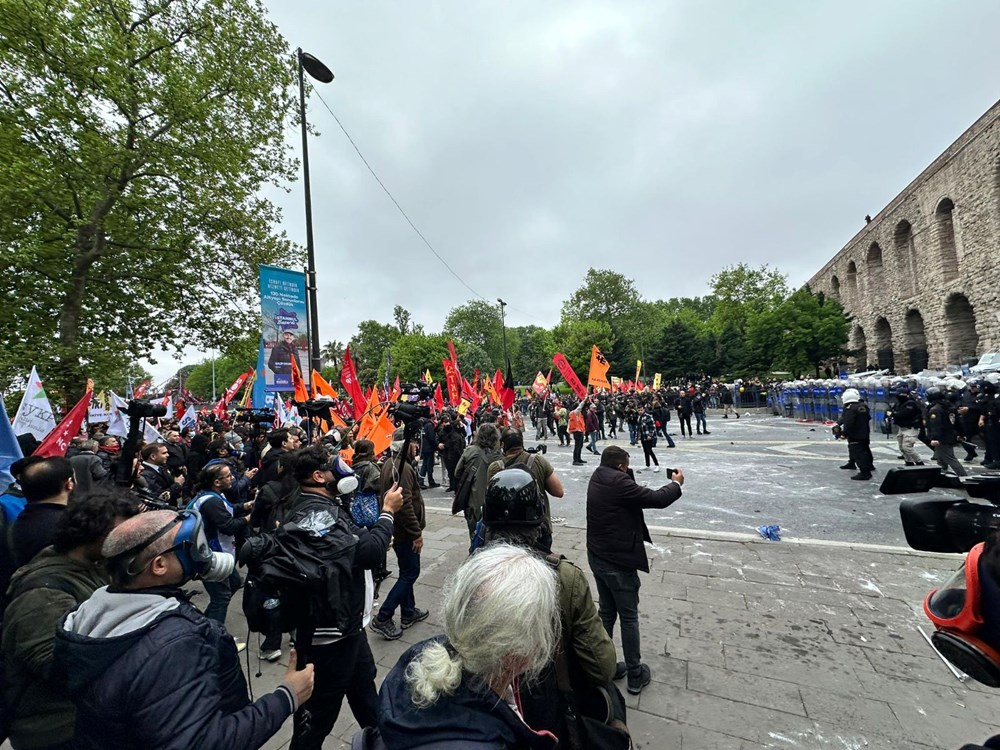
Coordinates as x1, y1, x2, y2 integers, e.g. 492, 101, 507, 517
297, 48, 334, 377
497, 299, 510, 371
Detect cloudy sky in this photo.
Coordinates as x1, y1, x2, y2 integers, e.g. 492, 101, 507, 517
149, 0, 1000, 384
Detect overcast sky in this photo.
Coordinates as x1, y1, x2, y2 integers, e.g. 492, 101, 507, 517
148, 0, 1000, 385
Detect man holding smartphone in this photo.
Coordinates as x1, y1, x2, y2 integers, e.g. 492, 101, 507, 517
585, 446, 684, 695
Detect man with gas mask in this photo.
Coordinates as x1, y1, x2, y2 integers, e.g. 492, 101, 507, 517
53, 509, 315, 749
281, 444, 404, 750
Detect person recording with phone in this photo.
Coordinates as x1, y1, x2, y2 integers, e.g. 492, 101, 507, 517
585, 446, 684, 696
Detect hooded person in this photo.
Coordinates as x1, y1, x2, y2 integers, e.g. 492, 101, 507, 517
53, 510, 315, 750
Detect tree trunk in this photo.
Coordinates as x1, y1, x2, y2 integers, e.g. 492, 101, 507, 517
53, 224, 103, 407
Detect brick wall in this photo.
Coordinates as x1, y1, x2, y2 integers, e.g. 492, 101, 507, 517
808, 100, 1000, 372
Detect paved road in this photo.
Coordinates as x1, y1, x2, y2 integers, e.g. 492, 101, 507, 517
421, 413, 980, 547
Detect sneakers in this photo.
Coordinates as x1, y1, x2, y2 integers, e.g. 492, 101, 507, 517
703, 431, 711, 435
839, 463, 856, 470
235, 641, 247, 654
652, 466, 661, 473
851, 471, 873, 481
370, 615, 402, 640
261, 649, 282, 663
613, 661, 627, 681
627, 664, 652, 695
573, 461, 586, 466
401, 608, 430, 630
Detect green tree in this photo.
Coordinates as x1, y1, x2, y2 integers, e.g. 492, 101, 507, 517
443, 300, 504, 367
320, 340, 346, 370
0, 0, 299, 402
184, 355, 251, 402
708, 263, 788, 335
509, 325, 555, 383
551, 319, 614, 382
647, 317, 710, 380
769, 287, 852, 377
390, 333, 449, 383
454, 341, 493, 381
349, 321, 401, 386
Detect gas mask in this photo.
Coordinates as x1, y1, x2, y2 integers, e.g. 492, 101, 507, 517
304, 455, 358, 497
108, 510, 235, 585
924, 542, 1000, 686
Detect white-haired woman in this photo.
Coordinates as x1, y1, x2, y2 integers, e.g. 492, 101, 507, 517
353, 544, 561, 749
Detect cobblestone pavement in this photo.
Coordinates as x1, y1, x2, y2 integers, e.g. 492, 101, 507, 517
249, 507, 996, 750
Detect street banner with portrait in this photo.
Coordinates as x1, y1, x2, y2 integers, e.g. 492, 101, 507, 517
259, 265, 308, 393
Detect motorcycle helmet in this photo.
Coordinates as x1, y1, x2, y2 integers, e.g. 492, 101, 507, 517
483, 468, 544, 527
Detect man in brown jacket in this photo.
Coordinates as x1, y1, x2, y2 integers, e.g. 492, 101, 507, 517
370, 432, 428, 640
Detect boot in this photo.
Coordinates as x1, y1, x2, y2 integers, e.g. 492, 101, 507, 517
851, 471, 873, 481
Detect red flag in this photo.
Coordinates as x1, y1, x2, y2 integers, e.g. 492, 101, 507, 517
447, 339, 459, 366
391, 375, 401, 402
339, 347, 368, 421
545, 368, 553, 384
442, 359, 461, 405
461, 377, 481, 415
34, 380, 93, 458
501, 362, 516, 411
434, 383, 444, 411
472, 369, 481, 395
552, 353, 587, 399
132, 379, 151, 400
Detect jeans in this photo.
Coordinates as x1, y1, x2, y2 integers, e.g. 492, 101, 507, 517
640, 439, 658, 467
378, 542, 421, 620
695, 413, 707, 433
627, 424, 637, 444
419, 453, 436, 485
588, 552, 642, 673
572, 432, 584, 463
588, 432, 599, 454
290, 632, 378, 750
203, 568, 241, 624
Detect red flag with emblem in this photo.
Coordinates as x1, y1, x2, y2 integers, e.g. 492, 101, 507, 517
34, 380, 93, 458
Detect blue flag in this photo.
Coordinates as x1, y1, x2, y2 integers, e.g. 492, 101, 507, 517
0, 395, 25, 493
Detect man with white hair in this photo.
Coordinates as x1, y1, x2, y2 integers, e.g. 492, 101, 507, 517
54, 510, 314, 750
836, 388, 875, 481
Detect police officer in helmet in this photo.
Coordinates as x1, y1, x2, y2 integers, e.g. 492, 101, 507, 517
926, 386, 967, 477
836, 388, 875, 480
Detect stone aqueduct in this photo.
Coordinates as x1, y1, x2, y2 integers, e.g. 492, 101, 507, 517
808, 100, 1000, 374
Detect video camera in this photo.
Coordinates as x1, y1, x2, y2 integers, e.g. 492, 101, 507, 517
879, 466, 1000, 553
125, 399, 167, 419
235, 408, 276, 425
525, 444, 548, 455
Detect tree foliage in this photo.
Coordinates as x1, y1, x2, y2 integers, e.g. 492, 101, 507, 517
444, 301, 504, 366
0, 0, 300, 403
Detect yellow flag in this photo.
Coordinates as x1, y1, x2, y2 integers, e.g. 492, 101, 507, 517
635, 360, 642, 383
653, 373, 662, 391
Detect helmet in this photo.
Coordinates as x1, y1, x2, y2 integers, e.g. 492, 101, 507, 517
483, 468, 544, 527
841, 388, 860, 404
926, 386, 946, 403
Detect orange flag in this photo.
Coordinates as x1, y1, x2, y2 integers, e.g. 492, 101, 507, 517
289, 356, 310, 403
355, 388, 394, 455
311, 370, 339, 399
588, 345, 611, 391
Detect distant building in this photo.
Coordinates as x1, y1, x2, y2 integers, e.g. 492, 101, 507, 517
809, 100, 1000, 373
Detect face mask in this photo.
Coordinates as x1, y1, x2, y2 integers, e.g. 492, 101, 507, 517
108, 511, 234, 585
924, 542, 1000, 686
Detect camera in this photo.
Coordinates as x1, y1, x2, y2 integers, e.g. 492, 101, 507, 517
397, 382, 433, 403
125, 399, 167, 419
525, 444, 548, 455
235, 408, 275, 425
880, 466, 1000, 553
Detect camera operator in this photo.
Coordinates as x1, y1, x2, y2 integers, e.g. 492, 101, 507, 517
586, 446, 683, 696
139, 443, 185, 506
285, 445, 403, 750
486, 429, 564, 554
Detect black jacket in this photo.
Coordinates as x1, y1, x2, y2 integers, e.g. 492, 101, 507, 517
370, 636, 558, 750
839, 402, 871, 442
420, 421, 438, 458
586, 465, 682, 573
11, 502, 66, 568
54, 587, 295, 750
140, 462, 182, 504
891, 397, 923, 429
926, 402, 960, 445
258, 447, 287, 487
